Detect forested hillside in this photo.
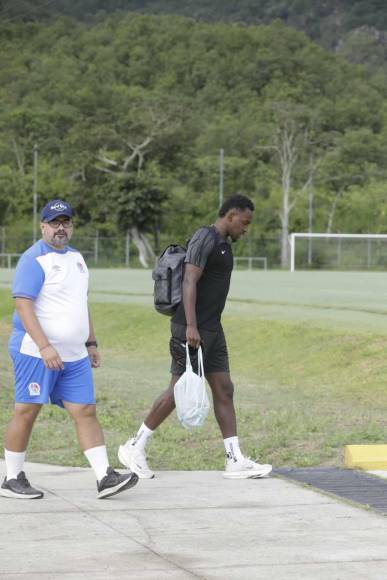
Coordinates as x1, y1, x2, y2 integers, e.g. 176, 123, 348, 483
3, 0, 387, 73
2, 0, 387, 49
1, 5, 387, 265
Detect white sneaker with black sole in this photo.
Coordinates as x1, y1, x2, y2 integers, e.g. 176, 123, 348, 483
0, 471, 44, 499
97, 467, 139, 499
223, 456, 272, 479
118, 440, 155, 479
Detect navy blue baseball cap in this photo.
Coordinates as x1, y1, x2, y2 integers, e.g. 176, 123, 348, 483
40, 199, 74, 222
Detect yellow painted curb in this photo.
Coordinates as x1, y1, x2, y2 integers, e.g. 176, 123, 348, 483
344, 445, 387, 469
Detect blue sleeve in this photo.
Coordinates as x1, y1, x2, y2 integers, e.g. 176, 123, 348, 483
12, 255, 45, 300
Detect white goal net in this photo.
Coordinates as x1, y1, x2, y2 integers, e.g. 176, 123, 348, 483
289, 233, 387, 272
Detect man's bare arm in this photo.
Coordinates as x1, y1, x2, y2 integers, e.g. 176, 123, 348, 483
182, 264, 203, 348
87, 308, 101, 368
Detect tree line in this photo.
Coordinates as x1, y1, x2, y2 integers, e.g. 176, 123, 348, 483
1, 12, 387, 266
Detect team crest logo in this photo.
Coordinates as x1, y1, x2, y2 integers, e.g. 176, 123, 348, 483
28, 382, 41, 396
50, 202, 67, 212
77, 262, 85, 273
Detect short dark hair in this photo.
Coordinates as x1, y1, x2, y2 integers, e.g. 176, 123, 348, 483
218, 194, 255, 217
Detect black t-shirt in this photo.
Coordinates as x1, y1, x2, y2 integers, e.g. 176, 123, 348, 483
172, 226, 233, 330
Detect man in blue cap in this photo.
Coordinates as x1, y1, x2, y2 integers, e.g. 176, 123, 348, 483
0, 199, 138, 499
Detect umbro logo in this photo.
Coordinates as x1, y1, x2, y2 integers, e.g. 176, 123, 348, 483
221, 250, 226, 255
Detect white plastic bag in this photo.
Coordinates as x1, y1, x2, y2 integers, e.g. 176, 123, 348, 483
174, 344, 210, 430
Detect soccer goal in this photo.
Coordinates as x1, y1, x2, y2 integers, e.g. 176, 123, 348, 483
289, 233, 387, 272
233, 256, 268, 270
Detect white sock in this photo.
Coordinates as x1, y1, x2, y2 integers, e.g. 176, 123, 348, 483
127, 422, 153, 452
84, 445, 109, 482
223, 436, 244, 462
4, 449, 26, 480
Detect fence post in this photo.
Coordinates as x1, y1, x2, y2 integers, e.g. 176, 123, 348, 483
94, 231, 99, 264
125, 230, 130, 267
0, 226, 5, 254
367, 239, 372, 269
337, 238, 342, 268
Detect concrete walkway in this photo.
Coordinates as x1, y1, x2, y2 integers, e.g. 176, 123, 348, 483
1, 460, 387, 579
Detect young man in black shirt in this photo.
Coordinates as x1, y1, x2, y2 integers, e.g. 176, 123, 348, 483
118, 194, 272, 479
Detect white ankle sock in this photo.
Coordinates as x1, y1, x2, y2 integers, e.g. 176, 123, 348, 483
127, 422, 153, 452
4, 449, 26, 480
223, 436, 244, 462
84, 445, 109, 482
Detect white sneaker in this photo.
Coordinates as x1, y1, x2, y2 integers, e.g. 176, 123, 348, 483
118, 440, 155, 479
223, 456, 272, 479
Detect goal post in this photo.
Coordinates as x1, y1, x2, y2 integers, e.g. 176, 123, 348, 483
289, 233, 387, 272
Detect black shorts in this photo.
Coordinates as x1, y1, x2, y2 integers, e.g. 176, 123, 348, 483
170, 322, 230, 376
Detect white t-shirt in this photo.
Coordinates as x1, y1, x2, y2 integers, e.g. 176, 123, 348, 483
10, 239, 90, 362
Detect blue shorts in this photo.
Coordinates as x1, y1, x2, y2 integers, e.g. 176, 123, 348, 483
9, 351, 96, 408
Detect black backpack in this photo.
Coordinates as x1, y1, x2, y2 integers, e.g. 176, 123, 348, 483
152, 242, 187, 316
152, 227, 216, 316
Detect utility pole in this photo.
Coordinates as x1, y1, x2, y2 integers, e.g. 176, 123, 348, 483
219, 148, 224, 209
32, 144, 38, 243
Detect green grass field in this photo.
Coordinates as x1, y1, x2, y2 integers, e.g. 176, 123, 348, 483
1, 268, 387, 471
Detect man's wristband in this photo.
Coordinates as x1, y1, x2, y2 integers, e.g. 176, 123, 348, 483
85, 340, 98, 348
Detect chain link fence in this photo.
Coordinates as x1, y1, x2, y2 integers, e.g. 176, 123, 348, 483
0, 231, 282, 269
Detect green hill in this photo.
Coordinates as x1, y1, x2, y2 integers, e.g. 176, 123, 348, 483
2, 0, 387, 49
2, 3, 387, 264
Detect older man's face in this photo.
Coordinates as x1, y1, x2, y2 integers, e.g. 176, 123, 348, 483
40, 216, 74, 248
